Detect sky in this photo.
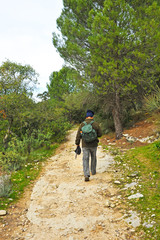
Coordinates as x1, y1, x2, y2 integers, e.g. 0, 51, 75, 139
0, 0, 64, 99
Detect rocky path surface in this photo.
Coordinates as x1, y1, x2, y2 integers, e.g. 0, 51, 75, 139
1, 130, 138, 240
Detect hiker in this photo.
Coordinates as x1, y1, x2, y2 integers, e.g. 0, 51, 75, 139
75, 110, 102, 181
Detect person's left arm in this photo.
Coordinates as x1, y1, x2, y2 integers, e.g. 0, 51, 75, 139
94, 122, 102, 138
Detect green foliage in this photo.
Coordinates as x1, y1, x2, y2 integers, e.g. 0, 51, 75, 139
0, 175, 12, 198
0, 144, 58, 210
7, 132, 50, 156
154, 141, 160, 150
19, 131, 52, 153
0, 60, 38, 96
47, 66, 78, 101
64, 90, 90, 123
109, 147, 120, 156
0, 85, 72, 152
0, 150, 26, 171
144, 88, 160, 112
0, 119, 8, 151
114, 143, 160, 239
88, 0, 160, 103
0, 60, 40, 150
53, 0, 160, 138
0, 93, 35, 129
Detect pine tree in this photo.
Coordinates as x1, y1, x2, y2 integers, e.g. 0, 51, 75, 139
53, 0, 160, 138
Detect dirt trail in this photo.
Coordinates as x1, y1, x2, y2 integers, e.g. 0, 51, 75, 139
2, 130, 138, 240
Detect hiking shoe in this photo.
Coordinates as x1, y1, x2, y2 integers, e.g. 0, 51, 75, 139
85, 176, 90, 181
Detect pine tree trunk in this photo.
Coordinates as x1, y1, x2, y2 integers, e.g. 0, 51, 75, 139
112, 92, 123, 139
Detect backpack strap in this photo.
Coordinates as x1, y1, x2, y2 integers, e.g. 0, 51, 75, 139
83, 120, 94, 125
83, 121, 87, 126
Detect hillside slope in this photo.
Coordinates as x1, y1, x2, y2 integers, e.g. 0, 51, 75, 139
100, 116, 160, 240
101, 117, 159, 150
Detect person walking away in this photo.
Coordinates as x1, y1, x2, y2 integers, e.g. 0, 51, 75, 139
75, 110, 102, 181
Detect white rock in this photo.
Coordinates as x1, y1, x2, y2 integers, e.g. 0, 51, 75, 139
125, 210, 141, 228
123, 134, 129, 137
129, 137, 137, 142
128, 193, 144, 199
0, 210, 7, 216
110, 203, 116, 208
128, 171, 139, 177
117, 195, 122, 199
123, 182, 137, 190
105, 200, 111, 207
143, 222, 154, 228
114, 180, 121, 185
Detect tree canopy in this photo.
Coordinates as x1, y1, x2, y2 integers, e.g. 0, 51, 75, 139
0, 60, 38, 96
53, 0, 160, 138
47, 66, 77, 101
0, 60, 71, 153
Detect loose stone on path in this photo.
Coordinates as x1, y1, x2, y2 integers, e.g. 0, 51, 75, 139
0, 210, 7, 216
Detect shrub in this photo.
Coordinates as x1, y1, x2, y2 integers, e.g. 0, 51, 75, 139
144, 88, 160, 112
154, 141, 160, 150
7, 131, 53, 155
34, 131, 52, 149
0, 174, 12, 197
0, 151, 26, 171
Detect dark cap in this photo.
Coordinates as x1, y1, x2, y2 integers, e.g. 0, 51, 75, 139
86, 110, 94, 118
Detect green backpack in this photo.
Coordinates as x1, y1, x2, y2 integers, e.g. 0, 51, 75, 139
81, 120, 97, 143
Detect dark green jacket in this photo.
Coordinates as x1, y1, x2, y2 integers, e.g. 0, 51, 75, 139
75, 118, 102, 147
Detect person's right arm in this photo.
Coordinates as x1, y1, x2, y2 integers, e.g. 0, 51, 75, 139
75, 125, 82, 146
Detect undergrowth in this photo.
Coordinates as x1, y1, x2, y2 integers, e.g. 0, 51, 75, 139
0, 144, 59, 210
113, 141, 160, 240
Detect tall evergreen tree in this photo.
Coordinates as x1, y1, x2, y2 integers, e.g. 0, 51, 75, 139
53, 0, 160, 138
53, 0, 105, 72
88, 0, 160, 138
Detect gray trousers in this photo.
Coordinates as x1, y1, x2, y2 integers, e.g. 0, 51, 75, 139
82, 147, 97, 176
